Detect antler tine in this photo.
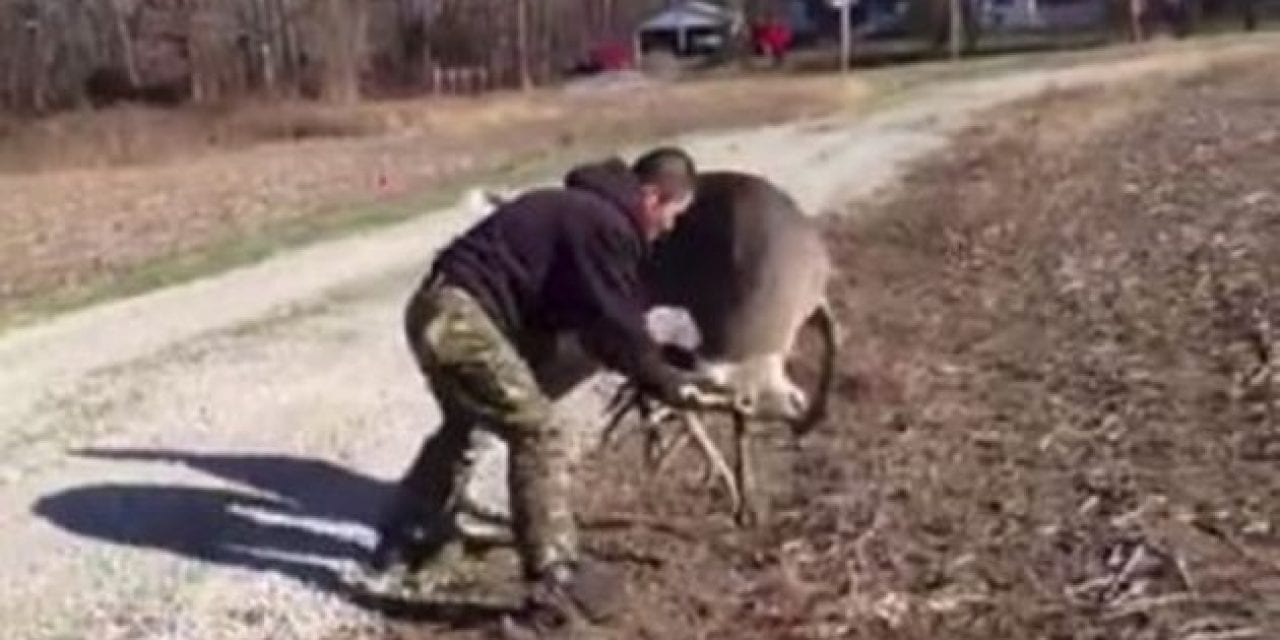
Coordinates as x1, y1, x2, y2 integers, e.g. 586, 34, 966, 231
680, 410, 742, 518
603, 376, 636, 415
600, 380, 645, 449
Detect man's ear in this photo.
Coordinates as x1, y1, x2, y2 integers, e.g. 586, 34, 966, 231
639, 183, 662, 206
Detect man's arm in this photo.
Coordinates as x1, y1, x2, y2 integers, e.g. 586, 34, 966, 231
562, 222, 684, 402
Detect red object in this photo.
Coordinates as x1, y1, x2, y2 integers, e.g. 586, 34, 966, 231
752, 20, 792, 59
589, 40, 633, 71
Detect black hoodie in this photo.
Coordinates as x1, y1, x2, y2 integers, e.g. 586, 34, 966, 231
427, 158, 676, 397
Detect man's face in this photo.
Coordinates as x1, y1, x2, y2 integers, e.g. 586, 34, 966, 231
640, 185, 694, 241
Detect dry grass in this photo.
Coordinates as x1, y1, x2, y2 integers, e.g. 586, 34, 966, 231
0, 74, 869, 331
0, 76, 863, 175
0, 104, 388, 173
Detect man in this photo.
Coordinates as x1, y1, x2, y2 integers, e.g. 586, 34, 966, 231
369, 147, 722, 633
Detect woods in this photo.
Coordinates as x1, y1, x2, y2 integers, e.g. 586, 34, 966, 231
0, 0, 1263, 115
0, 0, 671, 113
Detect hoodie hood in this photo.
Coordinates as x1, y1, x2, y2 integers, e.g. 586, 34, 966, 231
564, 158, 647, 237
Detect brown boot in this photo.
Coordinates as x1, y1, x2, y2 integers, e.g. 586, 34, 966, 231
497, 559, 625, 638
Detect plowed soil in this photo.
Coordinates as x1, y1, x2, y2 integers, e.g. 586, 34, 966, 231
354, 56, 1280, 640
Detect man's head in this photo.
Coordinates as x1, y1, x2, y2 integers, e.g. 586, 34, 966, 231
631, 147, 697, 241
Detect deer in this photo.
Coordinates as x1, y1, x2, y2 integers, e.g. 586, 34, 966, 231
600, 170, 838, 525
454, 169, 839, 532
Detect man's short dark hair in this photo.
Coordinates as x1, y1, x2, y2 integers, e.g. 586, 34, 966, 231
631, 146, 697, 203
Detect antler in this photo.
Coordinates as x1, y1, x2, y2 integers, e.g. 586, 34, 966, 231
597, 375, 746, 520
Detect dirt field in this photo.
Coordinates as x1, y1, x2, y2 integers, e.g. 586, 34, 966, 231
350, 57, 1280, 640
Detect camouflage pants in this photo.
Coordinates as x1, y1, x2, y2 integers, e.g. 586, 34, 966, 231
400, 278, 577, 578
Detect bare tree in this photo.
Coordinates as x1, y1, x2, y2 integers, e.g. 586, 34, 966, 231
110, 0, 140, 86
515, 0, 532, 90
949, 0, 964, 59
316, 0, 366, 103
0, 0, 687, 113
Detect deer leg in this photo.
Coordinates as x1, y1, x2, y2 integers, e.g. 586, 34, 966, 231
682, 411, 741, 517
733, 413, 760, 527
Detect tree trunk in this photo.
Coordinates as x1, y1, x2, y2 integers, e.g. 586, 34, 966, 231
29, 13, 45, 112
840, 0, 851, 73
278, 0, 301, 95
186, 1, 216, 103
110, 0, 139, 86
949, 0, 964, 59
320, 0, 365, 103
726, 0, 749, 62
516, 0, 532, 90
5, 8, 21, 111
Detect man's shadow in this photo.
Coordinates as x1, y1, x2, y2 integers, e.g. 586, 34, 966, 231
32, 447, 513, 628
